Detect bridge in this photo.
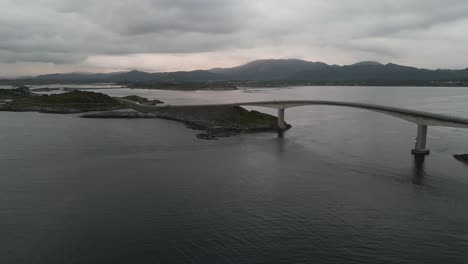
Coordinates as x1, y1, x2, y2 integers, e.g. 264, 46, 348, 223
121, 99, 468, 156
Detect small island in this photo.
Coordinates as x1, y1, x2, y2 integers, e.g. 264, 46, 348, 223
83, 105, 289, 139
0, 87, 288, 139
0, 88, 124, 113
454, 154, 468, 165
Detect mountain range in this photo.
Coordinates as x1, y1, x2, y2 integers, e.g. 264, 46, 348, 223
10, 59, 468, 83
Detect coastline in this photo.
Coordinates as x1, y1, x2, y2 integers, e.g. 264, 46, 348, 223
82, 106, 290, 139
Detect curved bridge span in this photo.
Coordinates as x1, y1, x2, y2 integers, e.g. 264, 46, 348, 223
123, 99, 468, 156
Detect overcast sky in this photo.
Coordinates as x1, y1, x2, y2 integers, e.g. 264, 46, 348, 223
1, 0, 468, 76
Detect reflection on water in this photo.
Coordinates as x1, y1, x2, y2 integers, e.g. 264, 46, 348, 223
412, 155, 426, 186
277, 130, 285, 139
1, 86, 468, 264
275, 132, 287, 154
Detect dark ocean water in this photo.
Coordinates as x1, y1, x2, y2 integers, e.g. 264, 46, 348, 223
1, 86, 468, 263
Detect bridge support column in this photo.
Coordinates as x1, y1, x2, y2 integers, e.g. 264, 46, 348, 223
278, 108, 286, 130
412, 124, 430, 155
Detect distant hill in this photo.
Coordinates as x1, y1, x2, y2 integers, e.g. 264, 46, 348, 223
152, 70, 222, 82
11, 59, 468, 84
35, 72, 108, 81
210, 59, 328, 80
33, 69, 222, 83
107, 70, 155, 82
288, 62, 468, 81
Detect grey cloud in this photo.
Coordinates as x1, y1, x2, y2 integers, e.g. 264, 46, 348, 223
0, 0, 468, 70
0, 50, 84, 64
51, 0, 253, 36
0, 0, 253, 64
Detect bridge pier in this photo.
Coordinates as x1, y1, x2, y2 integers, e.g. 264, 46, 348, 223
412, 124, 430, 155
278, 108, 286, 130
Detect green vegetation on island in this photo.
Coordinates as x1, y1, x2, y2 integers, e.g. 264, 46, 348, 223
0, 87, 31, 100
83, 104, 289, 139
0, 89, 124, 113
1, 88, 286, 139
454, 154, 468, 165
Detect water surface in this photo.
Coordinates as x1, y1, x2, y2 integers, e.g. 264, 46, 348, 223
1, 86, 468, 263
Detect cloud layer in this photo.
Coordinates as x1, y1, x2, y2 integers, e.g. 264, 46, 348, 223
1, 0, 468, 76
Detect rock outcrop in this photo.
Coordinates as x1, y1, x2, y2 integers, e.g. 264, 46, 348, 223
82, 105, 290, 139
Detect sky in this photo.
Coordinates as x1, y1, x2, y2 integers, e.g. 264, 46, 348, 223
1, 0, 468, 77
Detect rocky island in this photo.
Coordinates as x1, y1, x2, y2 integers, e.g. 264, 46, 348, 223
83, 105, 289, 139
0, 88, 124, 113
454, 154, 468, 165
0, 87, 288, 139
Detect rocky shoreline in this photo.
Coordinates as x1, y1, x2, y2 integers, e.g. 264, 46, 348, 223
0, 103, 125, 114
454, 154, 468, 165
82, 105, 290, 139
0, 88, 126, 113
1, 87, 289, 139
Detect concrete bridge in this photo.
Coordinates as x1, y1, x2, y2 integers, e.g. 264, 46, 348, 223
122, 99, 468, 156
